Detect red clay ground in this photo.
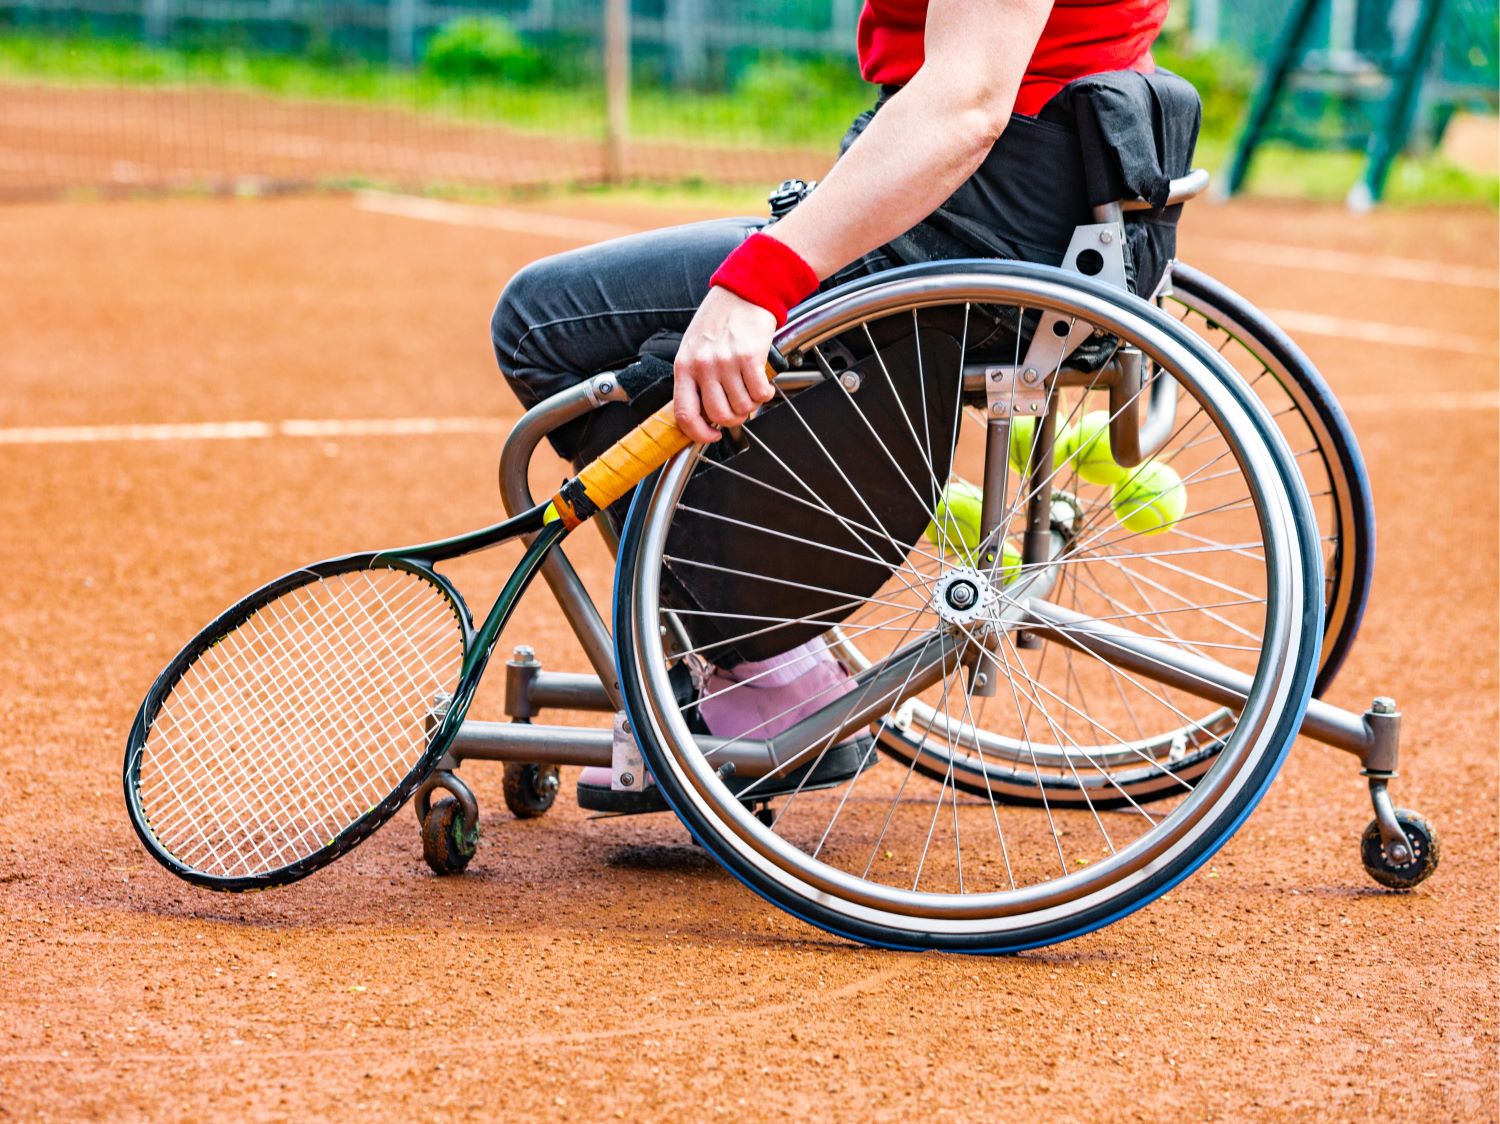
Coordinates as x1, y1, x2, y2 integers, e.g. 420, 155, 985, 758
0, 193, 1496, 1120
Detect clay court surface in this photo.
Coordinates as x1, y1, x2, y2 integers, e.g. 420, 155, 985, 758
0, 189, 1496, 1120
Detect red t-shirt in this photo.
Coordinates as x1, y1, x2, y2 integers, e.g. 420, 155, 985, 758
857, 0, 1168, 117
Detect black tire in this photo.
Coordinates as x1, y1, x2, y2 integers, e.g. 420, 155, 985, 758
1361, 809, 1440, 890
421, 796, 477, 875
1167, 263, 1375, 697
502, 762, 560, 819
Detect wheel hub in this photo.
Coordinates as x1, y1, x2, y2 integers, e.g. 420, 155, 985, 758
932, 567, 1000, 627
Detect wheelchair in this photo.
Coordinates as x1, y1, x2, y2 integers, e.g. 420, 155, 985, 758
414, 171, 1438, 953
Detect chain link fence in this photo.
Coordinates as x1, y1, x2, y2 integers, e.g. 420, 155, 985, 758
0, 0, 871, 196
0, 0, 1493, 199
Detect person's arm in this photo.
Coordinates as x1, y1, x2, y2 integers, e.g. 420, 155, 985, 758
673, 0, 1053, 443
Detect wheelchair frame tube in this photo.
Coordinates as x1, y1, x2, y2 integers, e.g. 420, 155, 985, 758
1024, 599, 1376, 759
497, 373, 630, 708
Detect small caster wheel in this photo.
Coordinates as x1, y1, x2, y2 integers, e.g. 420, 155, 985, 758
503, 762, 560, 819
1361, 808, 1440, 890
421, 795, 477, 875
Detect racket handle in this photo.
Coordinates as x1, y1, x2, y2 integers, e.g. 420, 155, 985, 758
548, 401, 692, 529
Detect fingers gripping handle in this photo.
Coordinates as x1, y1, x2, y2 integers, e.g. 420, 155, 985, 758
548, 402, 692, 529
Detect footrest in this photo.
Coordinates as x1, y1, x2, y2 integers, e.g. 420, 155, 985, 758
578, 736, 878, 816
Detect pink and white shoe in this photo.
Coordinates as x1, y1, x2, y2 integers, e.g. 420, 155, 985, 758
576, 637, 877, 815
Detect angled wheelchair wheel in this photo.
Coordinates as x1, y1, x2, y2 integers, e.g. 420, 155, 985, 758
1164, 262, 1374, 696
840, 260, 1376, 811
614, 262, 1322, 952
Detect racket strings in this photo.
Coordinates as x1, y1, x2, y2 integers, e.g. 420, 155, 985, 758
154, 582, 428, 861
137, 567, 465, 877
189, 575, 456, 865
147, 580, 442, 870
146, 573, 459, 873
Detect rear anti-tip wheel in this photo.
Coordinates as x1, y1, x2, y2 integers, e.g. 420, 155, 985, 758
1361, 809, 1439, 890
421, 796, 478, 875
502, 762, 561, 819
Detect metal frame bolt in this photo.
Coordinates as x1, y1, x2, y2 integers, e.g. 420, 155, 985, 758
619, 772, 635, 787
1372, 697, 1397, 715
838, 371, 862, 393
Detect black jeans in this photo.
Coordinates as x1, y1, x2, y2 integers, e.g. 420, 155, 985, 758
491, 96, 1104, 467
490, 216, 892, 466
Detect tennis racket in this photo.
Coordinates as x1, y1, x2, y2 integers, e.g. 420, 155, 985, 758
124, 401, 692, 891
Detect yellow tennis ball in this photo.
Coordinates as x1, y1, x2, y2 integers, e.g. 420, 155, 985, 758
1009, 416, 1079, 477
1008, 417, 1037, 474
999, 539, 1023, 585
1111, 461, 1187, 535
1058, 410, 1126, 486
925, 480, 985, 563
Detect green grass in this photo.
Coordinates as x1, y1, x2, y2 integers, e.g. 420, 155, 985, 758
0, 32, 867, 148
1212, 137, 1499, 208
1, 30, 1493, 205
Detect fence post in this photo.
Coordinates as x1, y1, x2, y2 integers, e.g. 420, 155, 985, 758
604, 0, 630, 183
1224, 0, 1322, 195
144, 0, 172, 44
1352, 0, 1445, 209
1190, 0, 1219, 45
389, 0, 420, 68
666, 0, 706, 86
832, 0, 857, 52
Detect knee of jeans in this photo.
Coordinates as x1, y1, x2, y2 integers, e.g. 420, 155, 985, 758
490, 260, 549, 370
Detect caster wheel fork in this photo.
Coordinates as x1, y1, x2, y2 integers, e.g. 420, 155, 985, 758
1361, 778, 1439, 890
416, 769, 480, 876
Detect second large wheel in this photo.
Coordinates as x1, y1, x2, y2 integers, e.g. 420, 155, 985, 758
867, 262, 1376, 808
1165, 262, 1374, 696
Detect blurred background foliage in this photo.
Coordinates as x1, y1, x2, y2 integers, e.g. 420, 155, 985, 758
0, 0, 1493, 203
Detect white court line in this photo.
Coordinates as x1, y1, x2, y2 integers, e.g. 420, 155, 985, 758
350, 193, 1499, 358
1190, 238, 1498, 291
354, 191, 1498, 293
1337, 390, 1499, 413
1262, 308, 1498, 357
0, 416, 509, 447
354, 189, 640, 243
3, 393, 1497, 449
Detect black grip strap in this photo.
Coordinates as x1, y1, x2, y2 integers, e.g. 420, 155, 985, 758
614, 353, 677, 402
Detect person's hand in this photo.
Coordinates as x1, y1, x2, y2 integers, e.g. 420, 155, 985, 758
673, 286, 778, 444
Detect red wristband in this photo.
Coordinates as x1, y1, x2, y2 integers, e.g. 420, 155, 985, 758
709, 233, 819, 327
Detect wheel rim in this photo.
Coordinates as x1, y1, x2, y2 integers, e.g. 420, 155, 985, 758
851, 267, 1365, 803
626, 268, 1315, 934
1161, 273, 1360, 685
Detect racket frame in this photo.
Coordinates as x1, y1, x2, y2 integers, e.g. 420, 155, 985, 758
123, 503, 561, 891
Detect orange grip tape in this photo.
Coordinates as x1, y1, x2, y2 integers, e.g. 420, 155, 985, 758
550, 402, 692, 528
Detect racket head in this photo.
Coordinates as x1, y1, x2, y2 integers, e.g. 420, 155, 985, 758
124, 555, 472, 891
